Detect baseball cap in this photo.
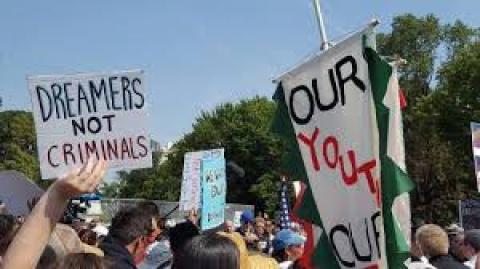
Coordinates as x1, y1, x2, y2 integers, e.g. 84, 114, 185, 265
240, 211, 254, 224
272, 229, 306, 251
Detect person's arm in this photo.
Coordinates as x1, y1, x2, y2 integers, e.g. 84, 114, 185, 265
2, 158, 107, 269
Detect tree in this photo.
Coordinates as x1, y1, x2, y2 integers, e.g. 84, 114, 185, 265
0, 111, 43, 186
110, 97, 285, 214
377, 14, 479, 225
377, 14, 443, 102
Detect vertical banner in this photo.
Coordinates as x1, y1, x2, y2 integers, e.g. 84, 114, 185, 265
271, 23, 417, 268
279, 28, 384, 268
471, 122, 480, 192
200, 157, 226, 230
179, 148, 224, 211
28, 70, 152, 179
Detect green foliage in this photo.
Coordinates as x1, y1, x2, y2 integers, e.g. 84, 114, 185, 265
110, 97, 285, 214
377, 14, 443, 102
0, 111, 44, 187
377, 14, 479, 225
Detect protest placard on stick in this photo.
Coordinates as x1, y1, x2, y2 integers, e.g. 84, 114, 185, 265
200, 157, 226, 230
179, 148, 224, 211
28, 70, 152, 179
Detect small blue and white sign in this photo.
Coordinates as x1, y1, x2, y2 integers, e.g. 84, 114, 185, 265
200, 156, 226, 230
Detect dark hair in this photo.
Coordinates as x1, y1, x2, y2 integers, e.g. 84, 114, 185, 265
169, 221, 199, 253
272, 248, 288, 263
36, 245, 57, 269
465, 229, 480, 252
137, 201, 160, 220
55, 253, 106, 269
175, 234, 240, 269
79, 229, 98, 246
0, 214, 17, 255
108, 207, 152, 246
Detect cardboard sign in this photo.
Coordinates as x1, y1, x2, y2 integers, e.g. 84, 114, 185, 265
472, 122, 480, 191
200, 157, 226, 230
179, 148, 224, 211
28, 70, 152, 179
279, 28, 384, 267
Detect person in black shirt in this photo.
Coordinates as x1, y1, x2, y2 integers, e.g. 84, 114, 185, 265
100, 208, 153, 269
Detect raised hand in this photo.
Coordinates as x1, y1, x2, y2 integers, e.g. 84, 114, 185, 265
2, 157, 108, 269
51, 157, 107, 200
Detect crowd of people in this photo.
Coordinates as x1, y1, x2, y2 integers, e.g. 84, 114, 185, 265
0, 159, 308, 269
406, 223, 480, 269
2, 159, 480, 269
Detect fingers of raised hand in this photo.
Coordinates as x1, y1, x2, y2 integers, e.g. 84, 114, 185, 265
57, 158, 108, 197
78, 158, 107, 193
87, 159, 107, 192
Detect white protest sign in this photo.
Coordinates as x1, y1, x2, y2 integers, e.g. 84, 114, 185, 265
279, 28, 384, 268
179, 148, 224, 211
28, 70, 152, 179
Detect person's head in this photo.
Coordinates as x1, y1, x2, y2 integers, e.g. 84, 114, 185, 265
137, 201, 160, 222
175, 234, 240, 269
240, 211, 254, 228
0, 214, 18, 258
224, 220, 234, 233
446, 223, 465, 258
217, 232, 250, 269
462, 229, 480, 258
79, 229, 99, 246
254, 217, 265, 236
36, 245, 57, 269
415, 224, 449, 258
410, 226, 423, 258
265, 220, 275, 235
108, 207, 153, 264
56, 253, 107, 269
169, 221, 200, 255
272, 229, 306, 263
137, 201, 161, 243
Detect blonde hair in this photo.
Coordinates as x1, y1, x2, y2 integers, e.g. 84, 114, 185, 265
218, 232, 250, 269
415, 224, 449, 257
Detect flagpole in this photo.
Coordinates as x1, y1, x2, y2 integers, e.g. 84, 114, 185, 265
311, 0, 329, 50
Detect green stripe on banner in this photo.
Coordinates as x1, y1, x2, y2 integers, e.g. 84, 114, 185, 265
272, 83, 341, 269
365, 47, 415, 269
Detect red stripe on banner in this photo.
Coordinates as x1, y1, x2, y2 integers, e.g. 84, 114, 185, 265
290, 182, 315, 269
399, 88, 407, 110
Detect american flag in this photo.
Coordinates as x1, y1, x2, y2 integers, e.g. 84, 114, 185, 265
279, 178, 292, 229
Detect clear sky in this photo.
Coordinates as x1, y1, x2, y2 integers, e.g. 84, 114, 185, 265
1, 0, 478, 145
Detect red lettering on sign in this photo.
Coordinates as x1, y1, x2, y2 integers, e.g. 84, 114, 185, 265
340, 150, 357, 185
297, 128, 379, 205
323, 136, 339, 169
297, 127, 320, 171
